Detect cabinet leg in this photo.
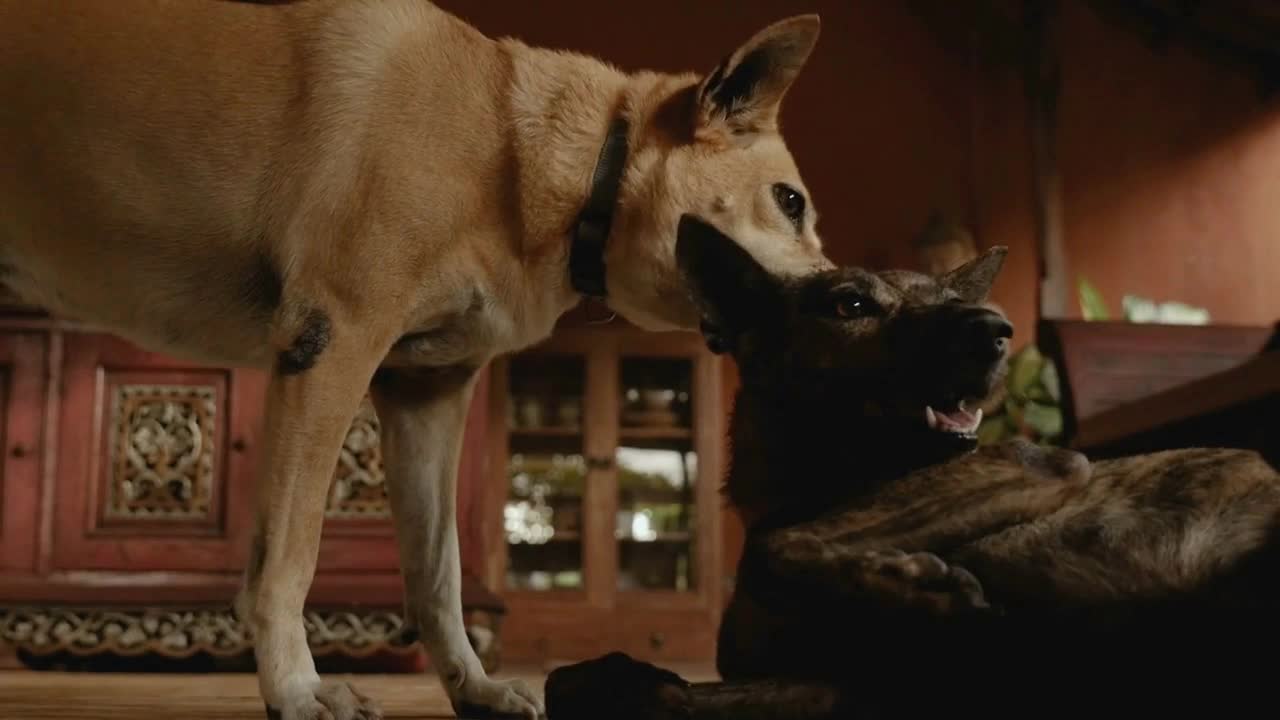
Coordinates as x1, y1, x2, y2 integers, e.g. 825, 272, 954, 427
0, 643, 23, 670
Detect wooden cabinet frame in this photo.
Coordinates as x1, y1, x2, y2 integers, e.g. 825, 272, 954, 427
483, 325, 725, 664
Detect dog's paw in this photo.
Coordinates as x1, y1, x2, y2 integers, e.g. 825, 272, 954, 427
265, 682, 382, 720
454, 676, 544, 719
852, 549, 990, 615
544, 652, 691, 720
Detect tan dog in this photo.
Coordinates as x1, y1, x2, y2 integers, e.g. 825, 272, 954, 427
0, 1, 831, 718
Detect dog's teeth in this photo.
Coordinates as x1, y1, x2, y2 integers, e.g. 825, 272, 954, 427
925, 406, 938, 429
972, 408, 983, 429
959, 399, 968, 412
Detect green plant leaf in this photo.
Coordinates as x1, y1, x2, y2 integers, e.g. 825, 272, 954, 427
1007, 345, 1043, 398
1004, 397, 1024, 427
1039, 357, 1061, 402
977, 415, 1008, 445
1026, 383, 1051, 402
1077, 277, 1111, 321
1022, 401, 1063, 438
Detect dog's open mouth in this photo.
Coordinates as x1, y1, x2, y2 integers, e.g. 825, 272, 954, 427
924, 402, 983, 438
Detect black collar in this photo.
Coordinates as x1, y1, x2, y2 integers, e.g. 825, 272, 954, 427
569, 116, 630, 299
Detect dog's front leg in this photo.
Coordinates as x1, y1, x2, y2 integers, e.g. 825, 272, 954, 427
236, 310, 391, 720
739, 529, 991, 617
372, 367, 543, 719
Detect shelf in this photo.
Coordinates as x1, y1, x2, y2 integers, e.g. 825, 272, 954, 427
618, 491, 692, 505
616, 531, 691, 543
509, 426, 582, 437
508, 434, 584, 456
619, 426, 691, 440
507, 531, 581, 542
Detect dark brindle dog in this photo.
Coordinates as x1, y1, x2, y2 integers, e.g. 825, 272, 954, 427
543, 215, 1280, 720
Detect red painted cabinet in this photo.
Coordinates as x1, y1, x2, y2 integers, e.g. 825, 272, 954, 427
51, 333, 257, 575
0, 314, 501, 670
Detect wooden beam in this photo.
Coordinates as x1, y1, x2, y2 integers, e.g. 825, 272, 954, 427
1084, 0, 1280, 97
1023, 0, 1068, 320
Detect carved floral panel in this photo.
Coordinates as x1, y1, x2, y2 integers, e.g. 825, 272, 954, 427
326, 397, 389, 519
105, 384, 217, 521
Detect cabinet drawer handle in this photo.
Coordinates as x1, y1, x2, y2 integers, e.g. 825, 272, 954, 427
232, 438, 248, 453
10, 444, 27, 459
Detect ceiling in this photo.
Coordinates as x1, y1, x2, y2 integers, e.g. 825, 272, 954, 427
1085, 0, 1280, 93
904, 0, 1280, 95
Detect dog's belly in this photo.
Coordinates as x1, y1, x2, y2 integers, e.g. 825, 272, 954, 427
951, 448, 1280, 606
0, 237, 276, 368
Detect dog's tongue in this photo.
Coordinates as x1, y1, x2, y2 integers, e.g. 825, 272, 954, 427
925, 405, 983, 434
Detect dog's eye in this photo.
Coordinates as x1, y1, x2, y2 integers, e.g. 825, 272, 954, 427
834, 294, 872, 319
772, 183, 806, 227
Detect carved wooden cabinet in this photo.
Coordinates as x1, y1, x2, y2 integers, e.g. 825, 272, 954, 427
0, 311, 500, 671
482, 321, 727, 665
1, 306, 732, 671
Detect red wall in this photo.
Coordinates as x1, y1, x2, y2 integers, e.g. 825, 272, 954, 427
1055, 3, 1280, 327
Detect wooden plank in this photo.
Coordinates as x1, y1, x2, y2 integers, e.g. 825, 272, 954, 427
0, 670, 542, 719
1075, 350, 1279, 451
1037, 319, 1272, 444
583, 338, 618, 610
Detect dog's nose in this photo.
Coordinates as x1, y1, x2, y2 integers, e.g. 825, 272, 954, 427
967, 310, 1013, 360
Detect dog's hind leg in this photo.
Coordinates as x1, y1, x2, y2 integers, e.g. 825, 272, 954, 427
371, 367, 543, 719
236, 306, 394, 720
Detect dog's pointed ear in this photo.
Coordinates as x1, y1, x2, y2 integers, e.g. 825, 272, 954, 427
675, 214, 780, 353
941, 246, 1009, 304
694, 14, 820, 142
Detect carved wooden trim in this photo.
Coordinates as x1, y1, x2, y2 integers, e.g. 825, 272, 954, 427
0, 605, 503, 671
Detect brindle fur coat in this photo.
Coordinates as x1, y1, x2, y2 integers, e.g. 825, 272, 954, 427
543, 216, 1280, 720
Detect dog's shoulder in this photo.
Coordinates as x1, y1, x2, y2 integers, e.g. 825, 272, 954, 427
901, 439, 1090, 494
979, 438, 1092, 484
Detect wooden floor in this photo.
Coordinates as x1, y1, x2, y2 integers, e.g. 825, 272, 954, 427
0, 664, 719, 719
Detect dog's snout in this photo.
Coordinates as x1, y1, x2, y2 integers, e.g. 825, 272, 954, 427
967, 310, 1013, 360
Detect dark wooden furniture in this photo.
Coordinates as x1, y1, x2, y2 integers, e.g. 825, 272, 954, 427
1074, 349, 1278, 466
1038, 319, 1276, 461
0, 310, 502, 672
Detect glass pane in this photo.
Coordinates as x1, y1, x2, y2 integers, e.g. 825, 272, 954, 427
617, 357, 696, 592
504, 354, 585, 591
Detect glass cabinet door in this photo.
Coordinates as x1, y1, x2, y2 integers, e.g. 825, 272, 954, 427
615, 356, 697, 592
489, 328, 725, 663
502, 353, 586, 591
